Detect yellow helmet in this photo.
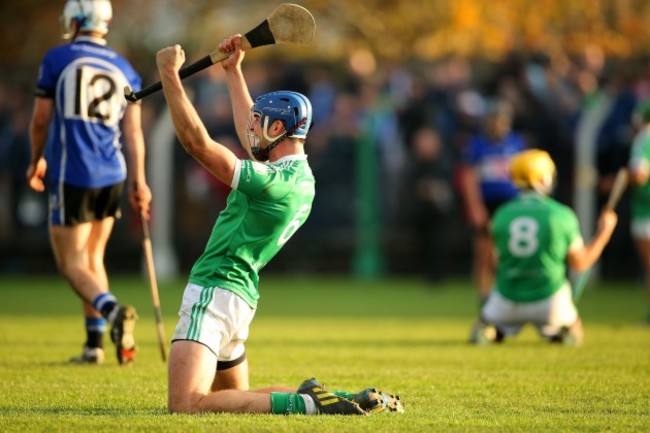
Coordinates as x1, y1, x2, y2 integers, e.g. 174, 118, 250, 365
510, 149, 556, 195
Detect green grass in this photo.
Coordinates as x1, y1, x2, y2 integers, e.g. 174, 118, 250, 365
0, 274, 648, 432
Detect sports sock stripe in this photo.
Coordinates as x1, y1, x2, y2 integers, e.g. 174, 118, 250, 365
85, 317, 107, 332
92, 293, 117, 313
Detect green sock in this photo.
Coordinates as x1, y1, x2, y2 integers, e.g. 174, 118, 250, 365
333, 390, 355, 400
270, 392, 308, 414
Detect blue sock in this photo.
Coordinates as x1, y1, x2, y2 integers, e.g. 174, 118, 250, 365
85, 317, 106, 348
92, 293, 117, 320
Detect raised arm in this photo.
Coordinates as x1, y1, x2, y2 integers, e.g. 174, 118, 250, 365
157, 44, 238, 186
567, 209, 618, 272
219, 34, 256, 160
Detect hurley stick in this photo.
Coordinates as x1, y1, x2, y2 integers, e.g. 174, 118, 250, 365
573, 168, 628, 302
141, 213, 168, 361
124, 3, 315, 102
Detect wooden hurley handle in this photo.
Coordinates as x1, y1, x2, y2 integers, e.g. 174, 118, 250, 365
124, 3, 315, 103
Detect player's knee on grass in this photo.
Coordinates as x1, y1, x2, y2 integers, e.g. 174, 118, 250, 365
167, 383, 209, 414
168, 397, 198, 414
470, 321, 504, 344
167, 341, 219, 413
548, 320, 583, 346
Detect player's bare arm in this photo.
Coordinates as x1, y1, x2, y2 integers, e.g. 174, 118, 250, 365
122, 103, 152, 219
27, 97, 53, 192
220, 35, 256, 160
567, 209, 618, 272
157, 44, 238, 186
458, 165, 488, 229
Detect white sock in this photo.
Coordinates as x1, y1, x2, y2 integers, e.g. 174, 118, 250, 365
300, 394, 318, 415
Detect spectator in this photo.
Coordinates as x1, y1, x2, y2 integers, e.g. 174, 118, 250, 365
457, 101, 526, 307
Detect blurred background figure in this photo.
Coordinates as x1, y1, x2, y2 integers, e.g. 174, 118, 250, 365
628, 100, 650, 324
457, 101, 526, 307
471, 150, 618, 346
401, 126, 456, 282
0, 0, 648, 293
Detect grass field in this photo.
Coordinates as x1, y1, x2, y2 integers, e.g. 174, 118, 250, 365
0, 274, 648, 432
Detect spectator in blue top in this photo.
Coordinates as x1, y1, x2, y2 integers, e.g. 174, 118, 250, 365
458, 100, 526, 306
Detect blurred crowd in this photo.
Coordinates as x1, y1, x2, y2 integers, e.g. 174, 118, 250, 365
1, 45, 648, 279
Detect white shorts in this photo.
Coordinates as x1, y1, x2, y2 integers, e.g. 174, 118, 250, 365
172, 283, 256, 361
631, 218, 650, 240
481, 283, 578, 338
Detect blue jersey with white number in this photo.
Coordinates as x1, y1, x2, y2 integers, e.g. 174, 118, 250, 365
463, 132, 525, 203
35, 36, 141, 188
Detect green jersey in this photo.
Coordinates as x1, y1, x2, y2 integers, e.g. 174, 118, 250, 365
491, 192, 582, 302
628, 127, 650, 219
188, 155, 315, 308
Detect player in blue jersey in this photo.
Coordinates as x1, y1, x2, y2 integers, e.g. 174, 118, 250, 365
156, 35, 402, 416
458, 101, 526, 306
26, 0, 151, 365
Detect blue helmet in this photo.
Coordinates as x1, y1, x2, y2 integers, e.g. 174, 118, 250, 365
252, 91, 313, 139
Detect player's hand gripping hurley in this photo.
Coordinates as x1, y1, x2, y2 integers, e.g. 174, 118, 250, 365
124, 3, 315, 103
141, 213, 168, 361
573, 168, 628, 302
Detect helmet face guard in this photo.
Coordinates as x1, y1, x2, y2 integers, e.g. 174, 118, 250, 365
61, 0, 113, 39
246, 112, 266, 161
247, 91, 313, 161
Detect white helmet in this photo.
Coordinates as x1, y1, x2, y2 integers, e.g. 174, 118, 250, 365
60, 0, 113, 40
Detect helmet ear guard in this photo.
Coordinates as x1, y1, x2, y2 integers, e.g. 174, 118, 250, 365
510, 149, 557, 195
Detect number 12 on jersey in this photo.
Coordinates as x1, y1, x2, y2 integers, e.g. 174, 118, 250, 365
64, 64, 124, 126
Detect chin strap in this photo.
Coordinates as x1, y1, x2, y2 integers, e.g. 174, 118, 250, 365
252, 117, 307, 161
